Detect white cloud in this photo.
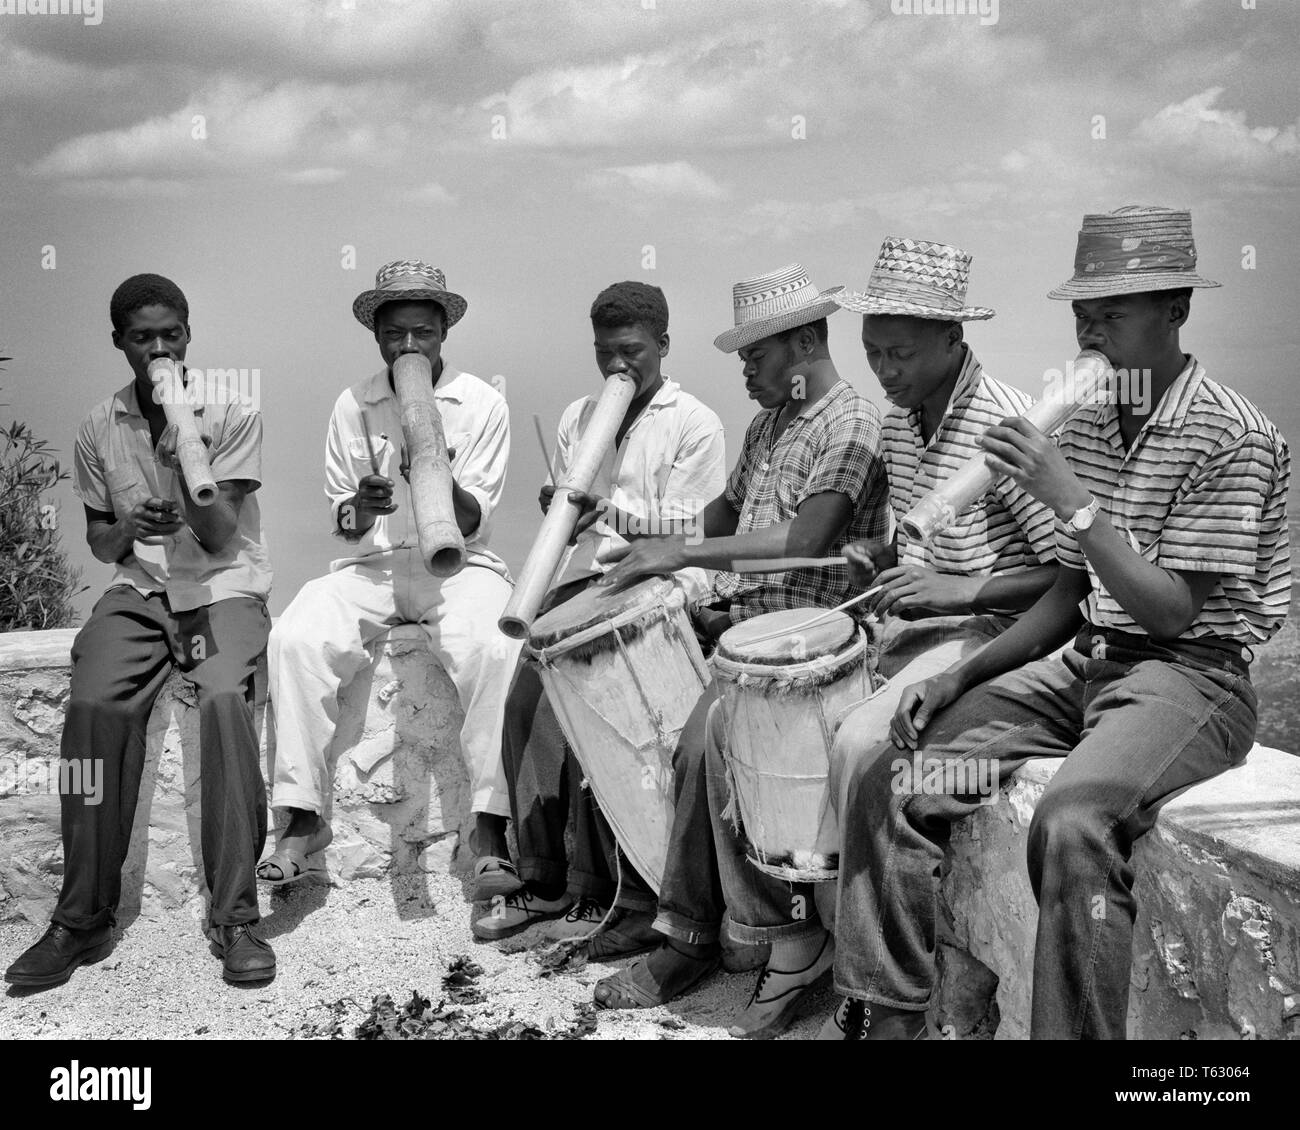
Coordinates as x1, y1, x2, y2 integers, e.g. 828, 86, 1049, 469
398, 182, 458, 206
1134, 88, 1299, 180
585, 161, 728, 201
281, 167, 347, 185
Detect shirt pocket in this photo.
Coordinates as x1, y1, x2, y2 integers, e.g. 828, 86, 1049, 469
347, 433, 393, 475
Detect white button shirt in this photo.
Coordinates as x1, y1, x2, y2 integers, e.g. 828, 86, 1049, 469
324, 363, 510, 578
552, 377, 726, 592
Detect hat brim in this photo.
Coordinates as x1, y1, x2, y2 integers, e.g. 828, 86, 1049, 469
353, 288, 468, 330
832, 291, 995, 321
1047, 272, 1220, 301
713, 288, 845, 353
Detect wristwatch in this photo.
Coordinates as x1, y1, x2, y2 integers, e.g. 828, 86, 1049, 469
1063, 497, 1101, 534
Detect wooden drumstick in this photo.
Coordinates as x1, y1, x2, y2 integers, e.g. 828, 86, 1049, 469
499, 373, 637, 639
147, 358, 218, 506
728, 555, 848, 573
901, 349, 1114, 543
392, 353, 467, 577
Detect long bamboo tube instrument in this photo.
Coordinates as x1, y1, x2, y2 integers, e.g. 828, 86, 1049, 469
147, 358, 218, 505
392, 353, 466, 577
900, 349, 1115, 543
498, 372, 637, 639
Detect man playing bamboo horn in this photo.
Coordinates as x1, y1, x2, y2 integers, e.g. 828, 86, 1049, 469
587, 263, 892, 1009
474, 280, 727, 945
822, 206, 1290, 1040
262, 260, 520, 888
4, 274, 276, 989
698, 237, 1061, 1038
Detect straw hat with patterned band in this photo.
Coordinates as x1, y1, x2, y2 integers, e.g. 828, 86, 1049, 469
833, 237, 994, 322
1048, 206, 1220, 301
713, 263, 844, 353
352, 259, 468, 331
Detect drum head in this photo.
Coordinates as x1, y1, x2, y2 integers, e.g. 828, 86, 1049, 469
529, 575, 676, 650
717, 609, 856, 665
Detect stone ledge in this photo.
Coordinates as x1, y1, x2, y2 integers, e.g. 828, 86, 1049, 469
0, 623, 469, 925
937, 746, 1300, 1040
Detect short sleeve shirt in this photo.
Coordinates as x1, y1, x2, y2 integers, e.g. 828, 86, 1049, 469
884, 348, 1057, 574
1055, 357, 1290, 644
713, 378, 890, 620
72, 379, 272, 611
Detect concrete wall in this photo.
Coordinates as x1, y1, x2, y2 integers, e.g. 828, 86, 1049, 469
2, 626, 1297, 1038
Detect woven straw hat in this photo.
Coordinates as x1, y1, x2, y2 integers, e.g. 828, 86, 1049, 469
352, 259, 468, 330
833, 237, 994, 322
1048, 206, 1219, 300
713, 263, 844, 353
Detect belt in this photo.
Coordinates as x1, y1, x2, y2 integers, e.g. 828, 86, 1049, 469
1073, 625, 1252, 676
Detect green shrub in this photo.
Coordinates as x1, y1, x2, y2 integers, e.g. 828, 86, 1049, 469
1, 361, 86, 629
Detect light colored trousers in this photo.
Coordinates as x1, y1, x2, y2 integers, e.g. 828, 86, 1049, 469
268, 548, 522, 818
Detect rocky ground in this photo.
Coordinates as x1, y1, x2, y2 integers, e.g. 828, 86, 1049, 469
0, 870, 835, 1041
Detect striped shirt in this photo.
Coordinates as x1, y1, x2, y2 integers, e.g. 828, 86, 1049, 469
714, 378, 890, 621
885, 347, 1057, 574
1056, 356, 1291, 645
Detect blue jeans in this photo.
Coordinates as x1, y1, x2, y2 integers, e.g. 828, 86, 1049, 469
835, 629, 1257, 1039
710, 614, 1011, 946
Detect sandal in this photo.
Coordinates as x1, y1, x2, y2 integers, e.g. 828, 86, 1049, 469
256, 824, 333, 887
471, 855, 525, 902
592, 941, 720, 1010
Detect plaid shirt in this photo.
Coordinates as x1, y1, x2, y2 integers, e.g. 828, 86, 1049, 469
713, 378, 889, 621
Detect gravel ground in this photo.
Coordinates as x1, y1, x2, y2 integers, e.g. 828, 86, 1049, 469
0, 871, 834, 1041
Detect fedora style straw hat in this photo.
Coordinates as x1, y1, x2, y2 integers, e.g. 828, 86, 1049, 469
352, 259, 468, 330
713, 263, 844, 353
1048, 206, 1220, 300
834, 237, 994, 321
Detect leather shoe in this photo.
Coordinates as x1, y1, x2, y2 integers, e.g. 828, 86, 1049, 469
207, 923, 276, 984
4, 922, 115, 989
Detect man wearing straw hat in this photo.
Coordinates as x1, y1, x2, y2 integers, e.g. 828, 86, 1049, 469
260, 260, 520, 890
823, 206, 1290, 1040
589, 263, 892, 1009
700, 236, 1061, 1038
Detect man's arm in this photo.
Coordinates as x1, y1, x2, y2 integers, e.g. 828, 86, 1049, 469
597, 490, 852, 588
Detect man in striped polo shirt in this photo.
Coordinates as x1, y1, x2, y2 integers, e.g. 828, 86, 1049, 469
589, 263, 891, 1010
824, 206, 1290, 1041
702, 238, 1060, 1039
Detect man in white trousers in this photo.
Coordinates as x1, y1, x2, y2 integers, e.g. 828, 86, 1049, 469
262, 259, 519, 887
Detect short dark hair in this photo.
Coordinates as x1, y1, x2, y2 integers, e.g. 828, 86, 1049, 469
373, 298, 446, 330
590, 281, 669, 339
110, 273, 189, 333
779, 317, 828, 345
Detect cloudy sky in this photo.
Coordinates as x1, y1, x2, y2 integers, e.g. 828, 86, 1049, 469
1, 0, 1297, 617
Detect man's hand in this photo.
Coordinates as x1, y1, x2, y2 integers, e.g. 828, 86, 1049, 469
868, 566, 980, 618
397, 444, 455, 484
890, 672, 966, 751
353, 473, 398, 518
596, 533, 688, 591
980, 417, 1091, 518
127, 496, 185, 540
845, 538, 892, 589
154, 424, 212, 474
539, 486, 607, 545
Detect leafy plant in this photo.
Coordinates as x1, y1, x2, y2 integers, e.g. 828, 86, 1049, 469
1, 357, 86, 629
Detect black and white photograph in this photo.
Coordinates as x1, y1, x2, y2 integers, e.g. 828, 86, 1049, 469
0, 0, 1296, 1096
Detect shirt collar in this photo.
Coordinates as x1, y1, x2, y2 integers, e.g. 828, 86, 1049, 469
907, 346, 982, 435
364, 361, 466, 405
111, 379, 205, 418
1088, 354, 1204, 432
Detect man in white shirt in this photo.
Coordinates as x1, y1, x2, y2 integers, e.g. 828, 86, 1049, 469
474, 281, 725, 951
262, 260, 520, 887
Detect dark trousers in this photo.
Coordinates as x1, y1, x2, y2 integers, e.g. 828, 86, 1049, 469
53, 586, 269, 931
835, 631, 1257, 1039
501, 577, 656, 912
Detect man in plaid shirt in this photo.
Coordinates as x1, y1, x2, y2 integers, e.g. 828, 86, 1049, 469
590, 263, 889, 1007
